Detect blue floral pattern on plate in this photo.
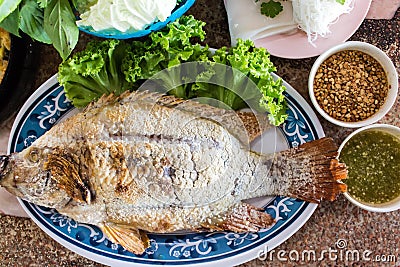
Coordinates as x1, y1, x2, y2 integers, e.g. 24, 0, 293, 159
9, 74, 322, 266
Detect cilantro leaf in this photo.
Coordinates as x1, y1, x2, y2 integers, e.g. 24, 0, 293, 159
260, 0, 283, 19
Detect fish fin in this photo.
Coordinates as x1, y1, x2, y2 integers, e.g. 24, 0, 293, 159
266, 137, 348, 203
152, 94, 272, 145
100, 222, 150, 254
236, 111, 272, 143
201, 203, 275, 232
84, 93, 120, 112
86, 90, 272, 144
120, 90, 271, 144
84, 91, 175, 113
45, 152, 92, 204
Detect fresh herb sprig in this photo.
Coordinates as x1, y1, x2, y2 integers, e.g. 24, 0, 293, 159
0, 0, 78, 60
260, 0, 284, 18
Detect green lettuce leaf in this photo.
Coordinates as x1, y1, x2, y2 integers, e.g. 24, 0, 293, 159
191, 39, 287, 125
59, 16, 288, 125
122, 15, 211, 97
59, 39, 131, 107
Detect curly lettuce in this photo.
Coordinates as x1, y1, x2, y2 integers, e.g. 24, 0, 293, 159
58, 15, 288, 125
59, 39, 131, 107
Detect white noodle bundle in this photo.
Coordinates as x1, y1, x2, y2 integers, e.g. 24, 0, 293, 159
291, 0, 354, 46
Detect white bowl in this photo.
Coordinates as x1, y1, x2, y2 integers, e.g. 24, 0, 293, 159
338, 124, 400, 212
309, 41, 398, 128
74, 0, 196, 39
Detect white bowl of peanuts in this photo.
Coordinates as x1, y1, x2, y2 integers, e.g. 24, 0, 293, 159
308, 41, 398, 128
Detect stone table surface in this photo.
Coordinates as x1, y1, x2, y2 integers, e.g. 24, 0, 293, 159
0, 1, 399, 266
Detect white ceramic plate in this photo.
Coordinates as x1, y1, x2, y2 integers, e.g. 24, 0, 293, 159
254, 0, 372, 59
8, 74, 324, 266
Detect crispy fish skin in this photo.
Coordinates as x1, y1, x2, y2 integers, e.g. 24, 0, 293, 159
0, 91, 347, 254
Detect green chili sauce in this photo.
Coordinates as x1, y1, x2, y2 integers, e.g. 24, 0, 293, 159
339, 130, 400, 204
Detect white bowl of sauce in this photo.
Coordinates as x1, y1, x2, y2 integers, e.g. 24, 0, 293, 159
338, 124, 400, 212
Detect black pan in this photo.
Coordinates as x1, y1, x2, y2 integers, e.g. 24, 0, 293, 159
0, 33, 37, 123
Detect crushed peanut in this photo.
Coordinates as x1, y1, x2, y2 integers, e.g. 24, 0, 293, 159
313, 50, 389, 122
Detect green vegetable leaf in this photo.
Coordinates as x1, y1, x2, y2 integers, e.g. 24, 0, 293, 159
122, 15, 210, 97
150, 15, 208, 68
260, 0, 283, 18
37, 0, 49, 8
69, 0, 77, 8
60, 16, 288, 126
0, 0, 22, 23
152, 15, 206, 48
59, 39, 132, 107
0, 6, 20, 36
193, 39, 287, 124
336, 0, 346, 4
44, 0, 78, 60
20, 0, 51, 43
123, 44, 166, 84
258, 75, 287, 125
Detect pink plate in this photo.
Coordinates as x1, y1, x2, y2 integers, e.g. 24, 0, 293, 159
254, 0, 372, 59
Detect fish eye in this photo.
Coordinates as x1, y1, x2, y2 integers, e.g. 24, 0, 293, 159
29, 149, 40, 163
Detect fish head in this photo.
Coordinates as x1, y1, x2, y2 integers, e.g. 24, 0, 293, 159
0, 146, 71, 208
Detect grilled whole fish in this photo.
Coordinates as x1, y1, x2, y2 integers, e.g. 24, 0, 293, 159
0, 91, 347, 254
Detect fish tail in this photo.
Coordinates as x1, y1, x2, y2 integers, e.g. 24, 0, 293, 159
250, 137, 347, 203
201, 203, 275, 232
272, 137, 347, 203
